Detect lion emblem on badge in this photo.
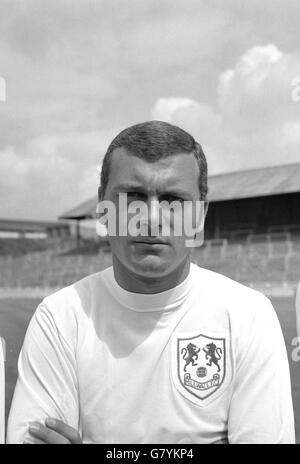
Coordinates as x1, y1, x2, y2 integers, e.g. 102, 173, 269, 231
181, 343, 200, 372
203, 342, 222, 372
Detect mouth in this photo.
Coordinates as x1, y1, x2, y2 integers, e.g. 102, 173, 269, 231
131, 238, 168, 245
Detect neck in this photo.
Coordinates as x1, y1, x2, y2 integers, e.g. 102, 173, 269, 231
112, 257, 191, 294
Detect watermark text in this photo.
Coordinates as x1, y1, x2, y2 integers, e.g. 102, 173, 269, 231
291, 77, 300, 102
96, 194, 206, 248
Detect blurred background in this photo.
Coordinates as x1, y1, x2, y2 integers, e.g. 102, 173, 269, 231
0, 0, 299, 442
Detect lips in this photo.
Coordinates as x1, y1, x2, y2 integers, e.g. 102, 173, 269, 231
132, 238, 168, 245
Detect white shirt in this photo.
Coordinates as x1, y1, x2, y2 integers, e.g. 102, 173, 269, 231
296, 282, 300, 339
0, 338, 5, 444
7, 263, 295, 444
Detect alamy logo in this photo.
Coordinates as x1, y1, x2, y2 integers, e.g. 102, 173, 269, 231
0, 77, 6, 102
291, 77, 300, 102
96, 193, 206, 247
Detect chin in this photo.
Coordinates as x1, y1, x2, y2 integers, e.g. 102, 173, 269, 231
129, 255, 172, 278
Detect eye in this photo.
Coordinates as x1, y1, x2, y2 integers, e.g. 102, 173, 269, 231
126, 192, 147, 201
160, 194, 184, 204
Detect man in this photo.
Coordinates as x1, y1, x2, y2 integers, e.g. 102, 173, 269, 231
7, 121, 295, 444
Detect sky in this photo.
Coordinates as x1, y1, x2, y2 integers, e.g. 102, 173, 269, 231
0, 0, 300, 221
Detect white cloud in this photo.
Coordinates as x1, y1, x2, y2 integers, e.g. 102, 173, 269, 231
152, 98, 200, 122
0, 128, 119, 220
152, 97, 222, 141
217, 44, 300, 132
151, 44, 300, 174
1, 1, 300, 220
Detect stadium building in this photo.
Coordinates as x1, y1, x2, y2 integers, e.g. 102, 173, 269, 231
59, 162, 300, 240
57, 162, 300, 292
0, 219, 70, 240
0, 219, 71, 256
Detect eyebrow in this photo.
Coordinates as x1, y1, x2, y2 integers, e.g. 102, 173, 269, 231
112, 184, 193, 198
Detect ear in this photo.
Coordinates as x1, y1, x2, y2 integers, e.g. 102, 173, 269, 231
96, 186, 106, 224
96, 219, 108, 237
194, 200, 209, 233
95, 190, 108, 238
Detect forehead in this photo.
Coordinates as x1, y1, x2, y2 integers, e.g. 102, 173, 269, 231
106, 147, 200, 195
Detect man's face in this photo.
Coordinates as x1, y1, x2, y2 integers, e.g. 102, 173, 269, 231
102, 147, 204, 279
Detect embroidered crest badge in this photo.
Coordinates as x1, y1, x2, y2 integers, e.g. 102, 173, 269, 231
176, 333, 226, 401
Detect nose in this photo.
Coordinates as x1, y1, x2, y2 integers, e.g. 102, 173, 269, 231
139, 195, 161, 236
149, 196, 160, 232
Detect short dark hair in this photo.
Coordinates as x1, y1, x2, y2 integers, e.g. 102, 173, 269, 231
99, 120, 208, 200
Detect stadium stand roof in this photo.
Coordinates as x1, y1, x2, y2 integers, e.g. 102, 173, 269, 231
210, 162, 300, 202
59, 163, 300, 220
59, 196, 97, 220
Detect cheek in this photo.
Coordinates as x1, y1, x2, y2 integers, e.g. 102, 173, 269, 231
172, 235, 190, 250
108, 236, 126, 256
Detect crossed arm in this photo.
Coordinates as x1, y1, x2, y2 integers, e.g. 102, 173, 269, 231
27, 419, 227, 444
26, 419, 82, 444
